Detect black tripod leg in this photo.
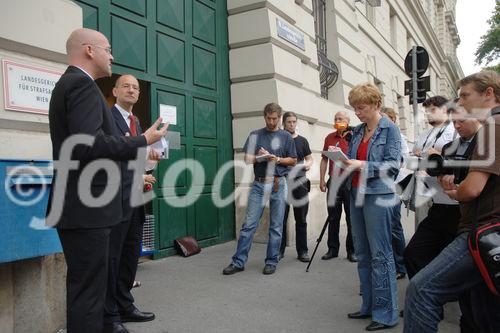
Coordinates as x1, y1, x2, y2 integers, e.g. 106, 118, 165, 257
306, 218, 329, 272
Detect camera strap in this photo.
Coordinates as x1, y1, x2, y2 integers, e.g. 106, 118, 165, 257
422, 120, 450, 151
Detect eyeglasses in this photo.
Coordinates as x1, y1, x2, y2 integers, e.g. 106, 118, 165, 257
82, 43, 112, 54
119, 83, 140, 92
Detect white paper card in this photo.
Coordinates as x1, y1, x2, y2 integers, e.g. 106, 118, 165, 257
321, 150, 348, 161
159, 104, 177, 125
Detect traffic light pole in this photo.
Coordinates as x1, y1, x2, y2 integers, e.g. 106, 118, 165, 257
411, 46, 421, 229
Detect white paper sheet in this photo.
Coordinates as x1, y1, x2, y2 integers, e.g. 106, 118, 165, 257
159, 104, 177, 125
321, 149, 348, 161
418, 175, 458, 205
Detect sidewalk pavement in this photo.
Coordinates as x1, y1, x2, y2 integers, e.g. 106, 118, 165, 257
125, 225, 461, 333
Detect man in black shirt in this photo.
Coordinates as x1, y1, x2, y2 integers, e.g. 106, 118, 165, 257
280, 112, 313, 262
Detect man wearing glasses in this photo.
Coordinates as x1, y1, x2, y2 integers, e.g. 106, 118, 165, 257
105, 75, 157, 333
48, 28, 167, 333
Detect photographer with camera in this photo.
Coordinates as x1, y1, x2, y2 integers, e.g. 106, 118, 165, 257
404, 97, 459, 280
404, 71, 500, 333
403, 102, 481, 331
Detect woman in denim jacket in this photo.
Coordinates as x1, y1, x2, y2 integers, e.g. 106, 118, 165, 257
343, 84, 402, 331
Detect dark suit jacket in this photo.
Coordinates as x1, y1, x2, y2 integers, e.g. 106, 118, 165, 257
111, 105, 146, 223
48, 66, 147, 229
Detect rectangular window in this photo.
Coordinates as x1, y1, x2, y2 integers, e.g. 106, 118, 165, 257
390, 7, 397, 48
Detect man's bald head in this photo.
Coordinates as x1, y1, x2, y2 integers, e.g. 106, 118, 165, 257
66, 28, 113, 80
66, 28, 106, 55
114, 74, 138, 88
334, 111, 350, 123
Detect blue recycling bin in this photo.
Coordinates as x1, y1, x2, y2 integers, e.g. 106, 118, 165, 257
0, 159, 61, 263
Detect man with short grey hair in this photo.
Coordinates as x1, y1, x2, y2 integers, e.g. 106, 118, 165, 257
319, 111, 356, 262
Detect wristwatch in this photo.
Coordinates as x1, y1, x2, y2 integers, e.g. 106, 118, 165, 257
276, 157, 281, 164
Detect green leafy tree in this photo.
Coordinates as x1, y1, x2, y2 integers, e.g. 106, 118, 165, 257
474, 1, 499, 71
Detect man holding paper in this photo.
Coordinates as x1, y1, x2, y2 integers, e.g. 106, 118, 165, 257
319, 111, 356, 262
48, 28, 167, 333
107, 74, 157, 333
223, 103, 297, 275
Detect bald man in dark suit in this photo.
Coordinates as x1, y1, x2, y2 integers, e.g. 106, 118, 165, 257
47, 28, 167, 333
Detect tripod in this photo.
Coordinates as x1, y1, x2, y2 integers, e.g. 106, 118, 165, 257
306, 217, 329, 272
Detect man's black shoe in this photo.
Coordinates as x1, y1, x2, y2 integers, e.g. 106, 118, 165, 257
120, 308, 155, 323
347, 311, 371, 319
103, 322, 129, 333
321, 249, 338, 260
262, 264, 276, 275
298, 253, 310, 262
347, 252, 358, 262
365, 321, 393, 331
222, 264, 244, 275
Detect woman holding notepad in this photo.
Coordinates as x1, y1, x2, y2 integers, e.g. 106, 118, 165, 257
343, 84, 402, 331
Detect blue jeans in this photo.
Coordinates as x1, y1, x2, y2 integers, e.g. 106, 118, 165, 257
232, 178, 287, 268
404, 232, 500, 333
391, 200, 406, 274
350, 189, 399, 326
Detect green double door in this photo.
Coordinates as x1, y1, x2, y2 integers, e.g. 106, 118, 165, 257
75, 0, 234, 257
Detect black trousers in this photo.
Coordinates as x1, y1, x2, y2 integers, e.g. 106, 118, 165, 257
58, 227, 111, 333
104, 208, 144, 324
403, 204, 460, 279
116, 208, 144, 314
404, 203, 479, 332
280, 178, 309, 256
104, 220, 130, 324
326, 180, 354, 255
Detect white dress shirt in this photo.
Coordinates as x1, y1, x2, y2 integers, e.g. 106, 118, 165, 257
115, 103, 132, 130
413, 121, 456, 155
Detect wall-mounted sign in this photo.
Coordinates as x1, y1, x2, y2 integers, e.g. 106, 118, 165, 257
2, 60, 62, 115
159, 104, 177, 125
276, 18, 305, 51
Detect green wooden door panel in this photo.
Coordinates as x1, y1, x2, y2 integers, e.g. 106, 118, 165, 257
157, 145, 187, 190
193, 146, 217, 185
111, 15, 147, 71
157, 0, 185, 33
193, 98, 217, 139
157, 32, 185, 82
156, 89, 186, 136
157, 198, 188, 249
74, 0, 235, 258
195, 193, 219, 240
193, 0, 216, 45
78, 2, 99, 30
111, 0, 146, 17
193, 46, 216, 90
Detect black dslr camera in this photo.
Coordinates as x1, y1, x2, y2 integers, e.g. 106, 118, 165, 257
424, 152, 470, 183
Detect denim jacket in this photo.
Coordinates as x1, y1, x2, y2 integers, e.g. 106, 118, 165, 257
347, 116, 402, 194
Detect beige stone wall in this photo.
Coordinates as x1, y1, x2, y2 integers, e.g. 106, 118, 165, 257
326, 0, 463, 146
228, 0, 352, 246
0, 0, 81, 159
227, 0, 463, 248
0, 1, 81, 332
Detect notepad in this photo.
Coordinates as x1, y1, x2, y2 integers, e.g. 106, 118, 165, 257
321, 149, 348, 161
255, 154, 271, 162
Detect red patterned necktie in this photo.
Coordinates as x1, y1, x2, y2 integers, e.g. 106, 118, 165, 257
128, 114, 137, 136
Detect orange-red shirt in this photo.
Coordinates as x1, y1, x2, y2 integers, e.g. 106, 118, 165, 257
352, 140, 369, 188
